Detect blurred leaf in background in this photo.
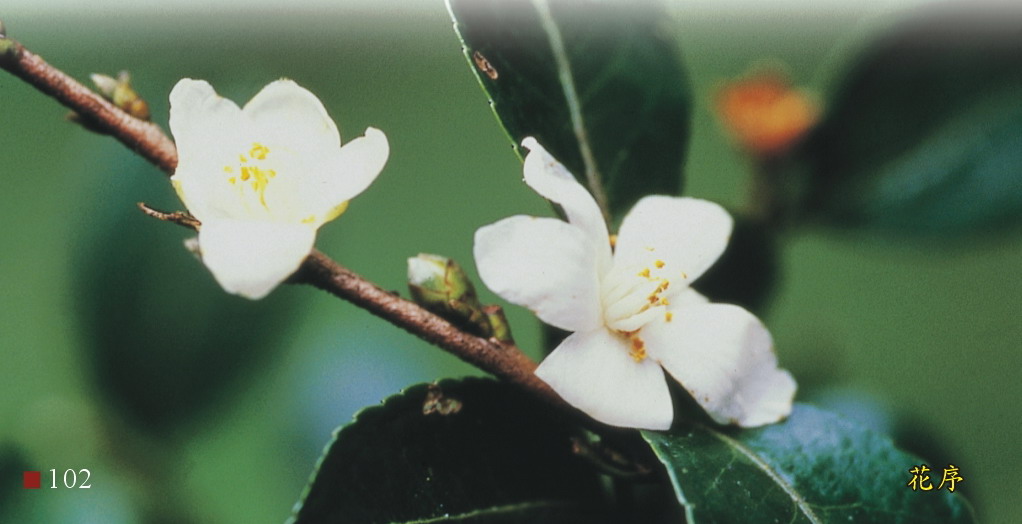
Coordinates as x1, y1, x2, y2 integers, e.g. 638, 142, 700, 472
72, 152, 298, 435
693, 216, 780, 313
786, 2, 1022, 237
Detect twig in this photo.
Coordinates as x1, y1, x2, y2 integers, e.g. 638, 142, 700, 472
293, 252, 560, 404
1, 30, 564, 409
137, 203, 202, 230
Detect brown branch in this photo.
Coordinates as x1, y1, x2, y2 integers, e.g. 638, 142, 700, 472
294, 252, 561, 405
0, 35, 177, 174
2, 29, 564, 409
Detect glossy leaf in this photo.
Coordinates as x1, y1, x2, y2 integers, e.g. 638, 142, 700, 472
642, 403, 975, 523
447, 0, 691, 223
289, 378, 612, 524
791, 4, 1022, 236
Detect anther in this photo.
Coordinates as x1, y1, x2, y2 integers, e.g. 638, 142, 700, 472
629, 335, 647, 362
249, 143, 269, 160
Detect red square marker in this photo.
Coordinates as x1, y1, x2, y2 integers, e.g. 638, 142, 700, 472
23, 471, 41, 489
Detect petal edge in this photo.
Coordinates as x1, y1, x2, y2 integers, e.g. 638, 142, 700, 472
644, 303, 795, 427
197, 219, 317, 300
474, 215, 602, 332
536, 329, 674, 430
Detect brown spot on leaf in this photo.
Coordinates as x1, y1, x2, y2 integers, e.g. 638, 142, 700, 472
422, 383, 463, 416
472, 50, 499, 80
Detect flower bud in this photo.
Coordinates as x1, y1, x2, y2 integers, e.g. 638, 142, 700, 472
483, 305, 513, 343
89, 73, 119, 97
408, 253, 493, 338
89, 70, 150, 120
0, 37, 17, 61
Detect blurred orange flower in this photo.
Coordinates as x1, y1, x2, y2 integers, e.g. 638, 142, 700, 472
716, 69, 819, 157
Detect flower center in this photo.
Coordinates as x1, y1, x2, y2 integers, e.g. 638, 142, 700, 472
223, 142, 278, 208
602, 258, 678, 362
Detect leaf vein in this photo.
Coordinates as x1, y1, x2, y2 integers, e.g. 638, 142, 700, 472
705, 428, 823, 524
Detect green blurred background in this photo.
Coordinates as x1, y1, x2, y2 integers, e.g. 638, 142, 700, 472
1, 1, 1018, 522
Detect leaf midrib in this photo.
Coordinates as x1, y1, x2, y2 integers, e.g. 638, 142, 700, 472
530, 0, 610, 222
705, 426, 823, 524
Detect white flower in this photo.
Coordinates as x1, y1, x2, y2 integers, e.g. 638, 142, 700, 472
169, 78, 389, 299
474, 138, 796, 430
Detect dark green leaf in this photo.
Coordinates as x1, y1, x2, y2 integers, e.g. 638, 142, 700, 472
693, 215, 779, 313
447, 0, 692, 223
790, 4, 1022, 237
289, 378, 612, 524
642, 403, 976, 523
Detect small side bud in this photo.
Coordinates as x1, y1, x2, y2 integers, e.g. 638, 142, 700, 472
89, 73, 119, 97
0, 18, 7, 38
483, 305, 514, 344
0, 37, 18, 62
408, 253, 492, 338
89, 70, 151, 120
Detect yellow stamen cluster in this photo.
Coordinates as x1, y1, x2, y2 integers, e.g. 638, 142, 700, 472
225, 142, 277, 207
249, 143, 269, 160
608, 257, 682, 363
637, 260, 672, 310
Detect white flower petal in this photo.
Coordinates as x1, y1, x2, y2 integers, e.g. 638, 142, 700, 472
169, 79, 243, 158
474, 215, 602, 332
243, 79, 341, 155
607, 306, 663, 333
614, 196, 733, 285
169, 79, 247, 220
300, 127, 389, 227
673, 288, 710, 308
536, 329, 673, 430
197, 218, 316, 300
643, 304, 795, 427
521, 137, 612, 273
